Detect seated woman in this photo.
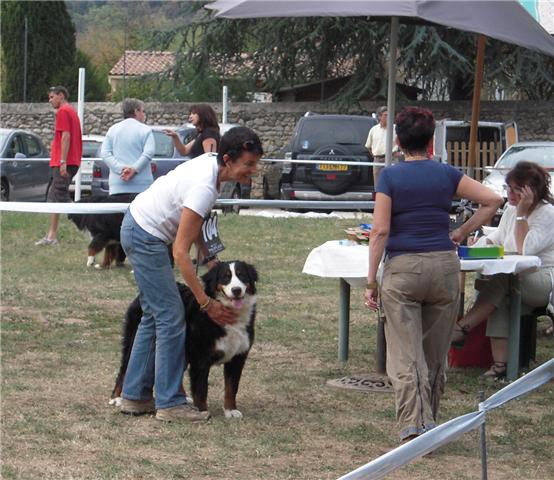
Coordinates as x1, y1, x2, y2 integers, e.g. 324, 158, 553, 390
452, 161, 554, 378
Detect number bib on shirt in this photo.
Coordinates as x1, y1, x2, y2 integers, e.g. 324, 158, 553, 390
201, 211, 225, 256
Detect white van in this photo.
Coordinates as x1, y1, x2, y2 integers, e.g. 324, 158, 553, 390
434, 120, 518, 180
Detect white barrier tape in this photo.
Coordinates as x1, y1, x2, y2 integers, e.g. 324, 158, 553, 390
0, 201, 129, 214
479, 357, 554, 412
338, 412, 485, 480
338, 358, 554, 480
0, 200, 376, 213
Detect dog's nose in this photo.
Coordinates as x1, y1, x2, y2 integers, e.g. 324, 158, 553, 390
231, 287, 242, 297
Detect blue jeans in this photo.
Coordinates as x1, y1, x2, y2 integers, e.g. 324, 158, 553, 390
120, 211, 186, 409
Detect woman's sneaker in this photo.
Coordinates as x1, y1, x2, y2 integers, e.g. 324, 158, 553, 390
120, 398, 156, 415
156, 403, 210, 423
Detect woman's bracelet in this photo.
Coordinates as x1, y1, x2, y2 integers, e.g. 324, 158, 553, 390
366, 281, 378, 289
199, 297, 212, 311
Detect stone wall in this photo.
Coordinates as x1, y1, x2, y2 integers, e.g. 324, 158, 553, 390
2, 100, 553, 196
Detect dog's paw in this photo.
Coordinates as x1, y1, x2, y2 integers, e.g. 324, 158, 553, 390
109, 397, 122, 407
224, 409, 243, 419
87, 256, 95, 267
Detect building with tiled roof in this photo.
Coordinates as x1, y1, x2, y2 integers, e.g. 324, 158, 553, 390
108, 50, 175, 94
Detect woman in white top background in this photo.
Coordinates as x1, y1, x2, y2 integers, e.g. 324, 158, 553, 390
119, 127, 263, 422
452, 161, 554, 379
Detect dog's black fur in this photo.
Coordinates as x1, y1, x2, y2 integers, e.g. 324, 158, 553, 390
110, 260, 258, 417
68, 194, 134, 268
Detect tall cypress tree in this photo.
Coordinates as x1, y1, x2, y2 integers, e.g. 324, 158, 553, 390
1, 1, 76, 102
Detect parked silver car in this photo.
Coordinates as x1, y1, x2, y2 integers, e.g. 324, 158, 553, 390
70, 134, 105, 195
482, 141, 554, 200
0, 128, 50, 201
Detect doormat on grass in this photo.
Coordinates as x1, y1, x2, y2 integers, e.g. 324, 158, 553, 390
327, 373, 393, 393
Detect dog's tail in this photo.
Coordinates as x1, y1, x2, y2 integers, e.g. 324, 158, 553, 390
111, 296, 142, 399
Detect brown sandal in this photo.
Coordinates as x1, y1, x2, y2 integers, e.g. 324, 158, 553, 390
482, 361, 507, 379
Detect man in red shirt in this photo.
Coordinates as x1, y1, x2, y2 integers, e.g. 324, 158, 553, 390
36, 86, 82, 246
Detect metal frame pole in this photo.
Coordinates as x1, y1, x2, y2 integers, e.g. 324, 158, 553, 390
385, 16, 399, 167
479, 390, 488, 480
75, 68, 85, 201
507, 274, 522, 381
222, 85, 228, 124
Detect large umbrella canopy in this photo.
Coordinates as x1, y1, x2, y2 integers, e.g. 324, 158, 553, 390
208, 1, 554, 56
208, 0, 554, 167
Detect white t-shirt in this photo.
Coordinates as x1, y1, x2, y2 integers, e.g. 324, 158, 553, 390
130, 153, 219, 243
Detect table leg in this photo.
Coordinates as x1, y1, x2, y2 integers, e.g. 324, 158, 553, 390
507, 274, 521, 381
339, 278, 350, 362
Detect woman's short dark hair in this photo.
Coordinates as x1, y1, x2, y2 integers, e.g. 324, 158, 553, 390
218, 127, 263, 165
190, 104, 219, 132
505, 161, 554, 204
395, 107, 435, 154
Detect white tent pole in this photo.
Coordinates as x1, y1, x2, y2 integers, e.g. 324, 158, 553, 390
75, 68, 85, 201
222, 85, 228, 124
385, 17, 398, 166
385, 17, 398, 167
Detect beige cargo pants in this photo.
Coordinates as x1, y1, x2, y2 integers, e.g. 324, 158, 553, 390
380, 251, 460, 440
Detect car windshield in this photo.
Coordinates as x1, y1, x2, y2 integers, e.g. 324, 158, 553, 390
152, 131, 175, 158
496, 145, 554, 169
297, 118, 373, 151
82, 141, 101, 158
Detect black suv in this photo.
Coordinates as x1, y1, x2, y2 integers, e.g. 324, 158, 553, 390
279, 113, 377, 202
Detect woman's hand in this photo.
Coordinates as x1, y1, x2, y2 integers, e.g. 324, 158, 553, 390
449, 227, 465, 246
163, 129, 178, 138
364, 288, 379, 311
206, 299, 236, 326
516, 185, 535, 216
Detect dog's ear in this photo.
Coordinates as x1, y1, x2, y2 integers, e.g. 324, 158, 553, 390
245, 263, 258, 293
201, 262, 222, 297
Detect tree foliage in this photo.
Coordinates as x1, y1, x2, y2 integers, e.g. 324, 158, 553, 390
146, 1, 553, 105
1, 1, 109, 102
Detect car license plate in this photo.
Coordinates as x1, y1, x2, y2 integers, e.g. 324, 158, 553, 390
80, 174, 92, 183
318, 164, 348, 171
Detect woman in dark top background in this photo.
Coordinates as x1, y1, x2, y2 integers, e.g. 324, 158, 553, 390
364, 107, 503, 443
164, 104, 220, 158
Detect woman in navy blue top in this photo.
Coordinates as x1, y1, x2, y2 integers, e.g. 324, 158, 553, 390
364, 107, 502, 443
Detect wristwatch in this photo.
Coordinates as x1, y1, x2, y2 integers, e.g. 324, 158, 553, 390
366, 281, 378, 289
516, 215, 527, 221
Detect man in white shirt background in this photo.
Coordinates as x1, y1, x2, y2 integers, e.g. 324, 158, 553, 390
365, 106, 400, 187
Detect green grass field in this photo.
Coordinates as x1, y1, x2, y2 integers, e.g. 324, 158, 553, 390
1, 211, 553, 479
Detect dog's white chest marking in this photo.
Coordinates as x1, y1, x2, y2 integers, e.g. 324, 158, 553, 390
215, 325, 250, 364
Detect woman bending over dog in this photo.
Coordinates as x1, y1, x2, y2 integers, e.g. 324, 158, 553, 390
119, 126, 263, 423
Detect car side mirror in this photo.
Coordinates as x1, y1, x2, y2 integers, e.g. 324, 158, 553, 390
14, 152, 26, 159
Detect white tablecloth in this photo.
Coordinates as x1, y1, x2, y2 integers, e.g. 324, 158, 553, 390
303, 240, 541, 282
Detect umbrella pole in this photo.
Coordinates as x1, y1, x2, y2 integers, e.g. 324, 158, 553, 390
468, 34, 486, 180
385, 16, 399, 167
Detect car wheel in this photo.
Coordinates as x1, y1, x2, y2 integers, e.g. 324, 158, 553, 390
1, 179, 9, 201
222, 185, 241, 214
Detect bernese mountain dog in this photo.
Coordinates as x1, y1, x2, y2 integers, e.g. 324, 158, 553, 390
110, 260, 258, 419
68, 194, 134, 269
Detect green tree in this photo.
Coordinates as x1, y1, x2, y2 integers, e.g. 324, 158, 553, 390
1, 1, 76, 102
149, 2, 553, 105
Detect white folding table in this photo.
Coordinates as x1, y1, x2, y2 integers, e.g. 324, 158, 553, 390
303, 240, 541, 380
